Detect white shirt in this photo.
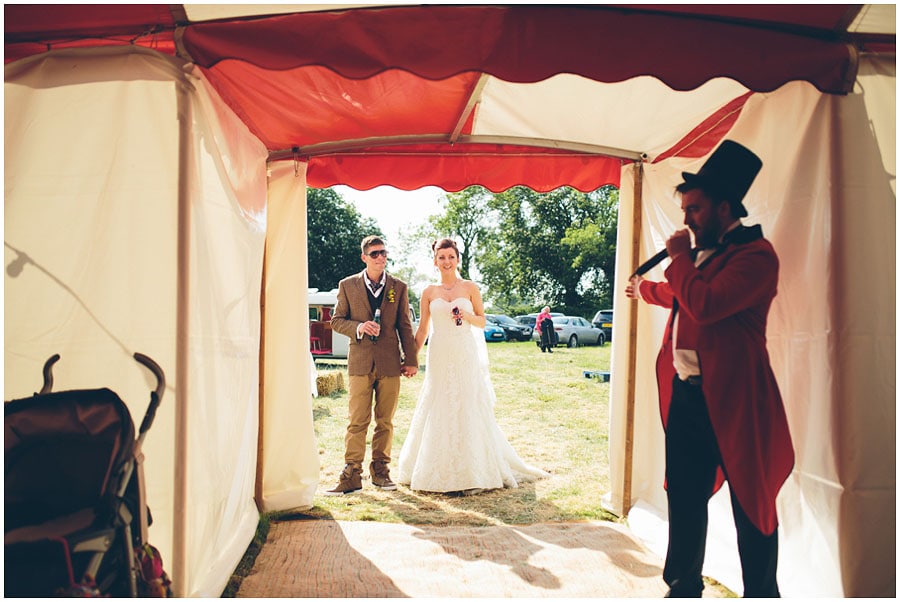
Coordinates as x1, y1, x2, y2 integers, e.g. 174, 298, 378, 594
364, 272, 386, 297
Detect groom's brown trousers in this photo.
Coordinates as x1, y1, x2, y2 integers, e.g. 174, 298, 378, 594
345, 372, 401, 467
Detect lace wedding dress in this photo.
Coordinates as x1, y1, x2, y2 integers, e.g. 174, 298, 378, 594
396, 297, 548, 492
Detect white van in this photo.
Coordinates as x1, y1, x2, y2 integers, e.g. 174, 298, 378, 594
308, 288, 418, 360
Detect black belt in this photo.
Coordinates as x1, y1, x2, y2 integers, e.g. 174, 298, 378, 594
682, 375, 702, 386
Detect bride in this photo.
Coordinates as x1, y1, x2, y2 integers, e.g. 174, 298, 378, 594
396, 238, 549, 494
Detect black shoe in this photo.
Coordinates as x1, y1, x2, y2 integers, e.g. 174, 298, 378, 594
663, 578, 703, 597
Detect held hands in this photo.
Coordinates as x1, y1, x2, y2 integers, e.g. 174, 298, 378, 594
666, 228, 692, 259
401, 365, 418, 378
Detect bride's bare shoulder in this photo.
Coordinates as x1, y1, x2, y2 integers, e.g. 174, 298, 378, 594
460, 279, 482, 296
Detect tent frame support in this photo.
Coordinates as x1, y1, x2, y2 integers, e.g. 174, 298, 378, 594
256, 249, 267, 510
268, 134, 644, 162
622, 159, 644, 514
449, 73, 490, 143
172, 77, 193, 598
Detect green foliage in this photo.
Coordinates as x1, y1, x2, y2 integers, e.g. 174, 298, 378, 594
478, 185, 619, 317
307, 185, 619, 320
306, 188, 383, 290
425, 186, 493, 280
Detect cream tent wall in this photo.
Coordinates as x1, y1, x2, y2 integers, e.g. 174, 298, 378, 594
3, 47, 318, 596
608, 56, 895, 597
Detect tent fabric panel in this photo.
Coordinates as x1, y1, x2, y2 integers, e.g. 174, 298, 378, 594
822, 76, 895, 597
4, 4, 177, 39
4, 49, 183, 586
183, 5, 858, 94
180, 64, 269, 597
3, 4, 177, 64
4, 48, 270, 597
305, 144, 622, 192
652, 92, 754, 162
5, 36, 177, 65
612, 73, 895, 596
854, 55, 896, 194
205, 63, 482, 149
260, 162, 321, 513
472, 74, 752, 160
634, 4, 857, 30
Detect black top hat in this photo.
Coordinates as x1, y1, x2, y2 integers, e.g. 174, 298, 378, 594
679, 140, 763, 218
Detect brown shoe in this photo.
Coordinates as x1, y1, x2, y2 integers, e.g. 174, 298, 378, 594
370, 461, 397, 491
323, 464, 362, 496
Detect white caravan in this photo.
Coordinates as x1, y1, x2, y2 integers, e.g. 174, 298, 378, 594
308, 288, 417, 360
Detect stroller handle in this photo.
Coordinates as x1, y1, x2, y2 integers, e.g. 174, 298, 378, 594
133, 353, 165, 439
37, 352, 165, 428
39, 353, 62, 394
39, 353, 165, 399
133, 352, 165, 400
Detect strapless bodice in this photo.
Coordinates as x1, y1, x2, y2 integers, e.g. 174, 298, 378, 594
429, 297, 474, 334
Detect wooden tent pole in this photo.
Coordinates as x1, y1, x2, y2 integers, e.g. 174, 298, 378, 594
622, 158, 644, 514
171, 78, 192, 599
256, 246, 267, 510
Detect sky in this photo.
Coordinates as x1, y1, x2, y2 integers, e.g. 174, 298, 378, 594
333, 185, 446, 244
333, 185, 448, 276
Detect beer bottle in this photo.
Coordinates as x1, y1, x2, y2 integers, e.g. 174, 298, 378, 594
370, 308, 381, 341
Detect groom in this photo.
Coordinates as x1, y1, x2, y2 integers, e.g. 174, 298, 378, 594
326, 235, 418, 495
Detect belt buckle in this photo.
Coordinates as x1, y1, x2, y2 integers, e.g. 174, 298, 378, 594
685, 375, 702, 386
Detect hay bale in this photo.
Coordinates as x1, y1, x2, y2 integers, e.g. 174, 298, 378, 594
316, 371, 345, 396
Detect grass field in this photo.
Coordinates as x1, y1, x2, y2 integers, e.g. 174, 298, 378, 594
308, 339, 617, 526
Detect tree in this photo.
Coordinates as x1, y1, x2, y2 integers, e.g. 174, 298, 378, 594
478, 185, 618, 314
425, 186, 493, 280
306, 188, 382, 290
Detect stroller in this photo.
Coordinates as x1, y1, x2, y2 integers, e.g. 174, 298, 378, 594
5, 353, 171, 597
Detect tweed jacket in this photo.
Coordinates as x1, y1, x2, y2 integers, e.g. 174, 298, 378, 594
331, 270, 418, 377
638, 226, 794, 535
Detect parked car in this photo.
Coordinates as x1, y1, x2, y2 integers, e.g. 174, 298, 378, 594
591, 309, 613, 341
532, 315, 606, 347
486, 314, 532, 341
484, 322, 507, 342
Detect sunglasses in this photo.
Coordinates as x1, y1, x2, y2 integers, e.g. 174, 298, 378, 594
366, 249, 389, 258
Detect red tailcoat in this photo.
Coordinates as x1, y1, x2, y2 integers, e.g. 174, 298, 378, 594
639, 232, 794, 535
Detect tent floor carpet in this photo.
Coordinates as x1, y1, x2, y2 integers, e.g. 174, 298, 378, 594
236, 518, 692, 598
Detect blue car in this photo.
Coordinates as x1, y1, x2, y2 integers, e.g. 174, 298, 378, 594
484, 322, 507, 342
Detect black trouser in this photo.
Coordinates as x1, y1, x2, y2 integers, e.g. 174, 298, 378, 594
663, 375, 780, 598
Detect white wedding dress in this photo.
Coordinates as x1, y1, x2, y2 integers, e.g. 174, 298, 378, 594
397, 297, 548, 492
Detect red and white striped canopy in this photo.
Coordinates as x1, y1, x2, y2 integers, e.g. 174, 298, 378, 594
5, 4, 894, 191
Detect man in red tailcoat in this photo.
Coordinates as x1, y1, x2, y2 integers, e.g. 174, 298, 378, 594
626, 141, 794, 597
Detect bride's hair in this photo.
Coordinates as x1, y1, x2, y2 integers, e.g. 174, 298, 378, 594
432, 238, 460, 258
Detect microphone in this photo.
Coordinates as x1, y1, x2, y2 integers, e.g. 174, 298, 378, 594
630, 248, 669, 278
